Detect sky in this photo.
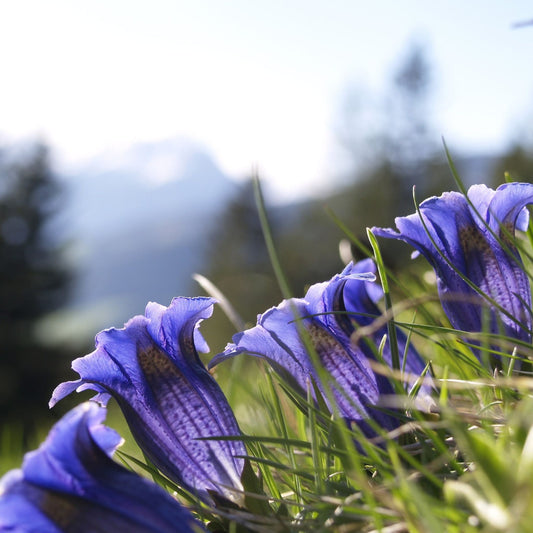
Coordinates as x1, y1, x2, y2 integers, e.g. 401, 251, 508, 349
1, 1, 533, 202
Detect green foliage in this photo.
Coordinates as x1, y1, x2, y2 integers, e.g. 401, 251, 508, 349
201, 277, 533, 531
8, 172, 533, 530
182, 173, 533, 531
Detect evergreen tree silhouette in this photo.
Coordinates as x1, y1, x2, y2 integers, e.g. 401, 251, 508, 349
0, 142, 71, 436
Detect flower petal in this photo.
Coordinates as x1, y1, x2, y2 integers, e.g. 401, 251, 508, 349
51, 297, 245, 504
212, 260, 431, 434
0, 403, 204, 533
372, 183, 533, 349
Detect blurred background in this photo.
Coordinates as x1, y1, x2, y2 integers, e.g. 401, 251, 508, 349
1, 1, 533, 440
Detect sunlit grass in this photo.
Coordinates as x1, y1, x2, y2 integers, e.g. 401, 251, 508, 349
5, 178, 533, 532
0, 424, 31, 476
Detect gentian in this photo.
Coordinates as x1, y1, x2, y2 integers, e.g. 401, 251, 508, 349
210, 259, 432, 435
50, 297, 246, 505
372, 183, 533, 350
0, 402, 203, 533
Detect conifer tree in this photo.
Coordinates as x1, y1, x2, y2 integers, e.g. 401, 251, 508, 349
0, 142, 71, 435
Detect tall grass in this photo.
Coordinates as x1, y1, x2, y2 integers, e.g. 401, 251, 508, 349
140, 177, 532, 532
5, 176, 533, 533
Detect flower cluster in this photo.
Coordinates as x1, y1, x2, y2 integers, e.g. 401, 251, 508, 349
1, 182, 532, 531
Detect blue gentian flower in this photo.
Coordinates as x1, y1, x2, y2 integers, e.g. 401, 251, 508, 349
0, 402, 203, 533
372, 183, 533, 348
210, 259, 432, 435
50, 297, 246, 505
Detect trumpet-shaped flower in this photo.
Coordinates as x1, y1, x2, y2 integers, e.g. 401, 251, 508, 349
210, 259, 432, 434
372, 183, 533, 348
0, 402, 203, 533
50, 297, 245, 504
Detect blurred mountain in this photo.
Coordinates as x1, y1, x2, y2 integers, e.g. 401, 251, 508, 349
39, 138, 238, 346
38, 143, 500, 349
60, 138, 236, 240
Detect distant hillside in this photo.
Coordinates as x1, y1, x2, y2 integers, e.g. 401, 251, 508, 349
39, 138, 238, 346
60, 138, 237, 240
37, 146, 500, 348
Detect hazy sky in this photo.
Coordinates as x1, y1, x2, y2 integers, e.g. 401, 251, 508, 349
1, 1, 533, 201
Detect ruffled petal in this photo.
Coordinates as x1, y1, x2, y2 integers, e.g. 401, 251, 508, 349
485, 182, 533, 234
212, 260, 431, 434
0, 403, 204, 533
372, 183, 533, 350
51, 297, 245, 504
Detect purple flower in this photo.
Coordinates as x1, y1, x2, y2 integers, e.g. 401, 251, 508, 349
0, 402, 203, 533
50, 297, 246, 505
372, 183, 533, 349
210, 259, 432, 435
